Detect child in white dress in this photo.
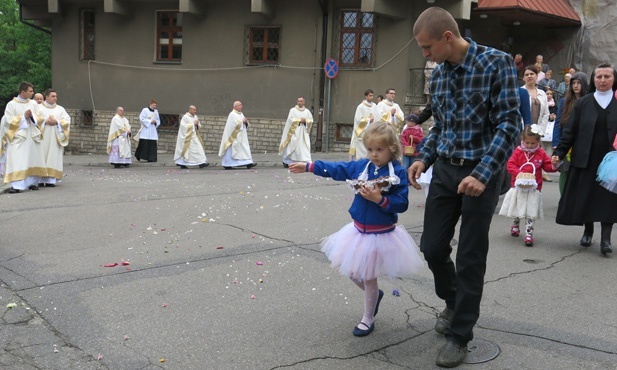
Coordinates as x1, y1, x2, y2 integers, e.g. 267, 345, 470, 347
500, 124, 557, 246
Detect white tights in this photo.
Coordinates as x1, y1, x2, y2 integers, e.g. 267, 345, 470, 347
351, 277, 379, 329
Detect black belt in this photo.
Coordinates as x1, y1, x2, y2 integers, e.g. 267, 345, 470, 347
440, 157, 480, 167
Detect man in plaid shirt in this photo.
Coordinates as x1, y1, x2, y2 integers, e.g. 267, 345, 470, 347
408, 7, 521, 368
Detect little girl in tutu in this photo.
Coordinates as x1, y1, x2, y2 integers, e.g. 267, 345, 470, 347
289, 122, 423, 337
596, 135, 617, 194
500, 124, 557, 247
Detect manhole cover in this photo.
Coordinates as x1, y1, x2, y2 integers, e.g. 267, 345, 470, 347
523, 259, 545, 264
463, 338, 500, 364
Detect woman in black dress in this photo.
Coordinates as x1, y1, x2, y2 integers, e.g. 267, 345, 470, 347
552, 63, 617, 256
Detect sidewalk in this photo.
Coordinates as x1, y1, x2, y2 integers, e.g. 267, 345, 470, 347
1, 151, 350, 193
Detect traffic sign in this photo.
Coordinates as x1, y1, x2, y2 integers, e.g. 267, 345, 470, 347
324, 58, 339, 79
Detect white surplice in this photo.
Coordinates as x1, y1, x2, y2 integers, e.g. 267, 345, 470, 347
174, 112, 207, 166
218, 110, 253, 167
1, 97, 46, 189
377, 100, 405, 134
349, 100, 379, 159
107, 114, 132, 164
38, 102, 70, 184
279, 105, 313, 164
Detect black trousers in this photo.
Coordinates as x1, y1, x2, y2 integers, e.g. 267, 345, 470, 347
135, 139, 158, 162
420, 158, 502, 346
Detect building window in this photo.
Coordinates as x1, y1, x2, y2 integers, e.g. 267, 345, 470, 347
158, 113, 180, 130
156, 11, 183, 62
79, 9, 95, 60
81, 110, 93, 126
340, 10, 375, 67
336, 123, 353, 142
245, 26, 281, 65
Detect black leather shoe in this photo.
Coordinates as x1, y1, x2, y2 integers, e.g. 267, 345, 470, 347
8, 188, 21, 194
436, 341, 467, 368
580, 234, 593, 247
199, 163, 209, 168
28, 185, 39, 191
435, 307, 454, 335
247, 163, 257, 169
601, 242, 613, 255
114, 164, 122, 169
283, 162, 289, 168
352, 322, 374, 337
45, 183, 56, 187
223, 166, 232, 170
179, 165, 188, 169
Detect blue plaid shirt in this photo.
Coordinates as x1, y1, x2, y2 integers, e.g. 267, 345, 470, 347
416, 38, 521, 184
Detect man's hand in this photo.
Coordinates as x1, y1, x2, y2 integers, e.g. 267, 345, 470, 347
408, 161, 426, 190
457, 176, 485, 197
288, 162, 306, 173
390, 108, 396, 115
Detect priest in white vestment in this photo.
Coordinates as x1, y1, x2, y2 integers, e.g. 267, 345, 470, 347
279, 97, 313, 167
349, 89, 380, 160
377, 88, 405, 135
1, 82, 46, 193
135, 99, 160, 162
218, 101, 256, 169
107, 107, 132, 168
38, 89, 70, 186
174, 105, 208, 169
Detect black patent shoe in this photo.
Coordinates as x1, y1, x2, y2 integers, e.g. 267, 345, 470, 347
199, 163, 209, 168
601, 242, 612, 256
580, 234, 593, 247
8, 188, 21, 194
28, 185, 39, 190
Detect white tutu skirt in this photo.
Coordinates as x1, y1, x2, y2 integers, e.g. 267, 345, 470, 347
597, 151, 617, 194
320, 222, 423, 282
499, 187, 543, 219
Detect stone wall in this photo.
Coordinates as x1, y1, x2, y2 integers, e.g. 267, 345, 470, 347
65, 109, 352, 155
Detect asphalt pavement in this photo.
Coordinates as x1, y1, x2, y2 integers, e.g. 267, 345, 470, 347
0, 152, 616, 369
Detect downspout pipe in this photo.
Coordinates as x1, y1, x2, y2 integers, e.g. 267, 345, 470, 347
19, 3, 52, 35
315, 0, 328, 152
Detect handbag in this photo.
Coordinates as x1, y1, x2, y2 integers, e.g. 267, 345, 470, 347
404, 145, 415, 156
514, 162, 537, 191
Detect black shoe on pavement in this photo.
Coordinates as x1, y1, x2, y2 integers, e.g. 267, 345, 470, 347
8, 188, 21, 194
436, 341, 467, 368
114, 164, 122, 168
435, 307, 454, 335
601, 242, 613, 255
247, 163, 257, 169
29, 185, 39, 191
179, 165, 188, 169
223, 166, 232, 170
580, 234, 593, 247
45, 183, 56, 187
283, 162, 289, 168
199, 163, 209, 168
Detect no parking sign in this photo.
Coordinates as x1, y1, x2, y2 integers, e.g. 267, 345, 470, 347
324, 58, 339, 79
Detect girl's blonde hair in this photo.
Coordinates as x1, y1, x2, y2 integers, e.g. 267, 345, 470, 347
363, 122, 402, 162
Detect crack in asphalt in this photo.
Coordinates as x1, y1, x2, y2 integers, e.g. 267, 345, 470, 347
484, 249, 583, 284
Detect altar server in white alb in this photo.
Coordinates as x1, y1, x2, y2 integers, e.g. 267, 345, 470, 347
1, 82, 46, 193
107, 107, 132, 168
218, 101, 257, 169
377, 88, 405, 134
174, 105, 209, 169
38, 89, 70, 186
135, 99, 160, 162
279, 97, 313, 167
349, 89, 380, 160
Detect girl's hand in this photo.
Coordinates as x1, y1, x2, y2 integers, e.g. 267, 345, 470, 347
359, 183, 383, 203
288, 162, 306, 173
551, 155, 560, 165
